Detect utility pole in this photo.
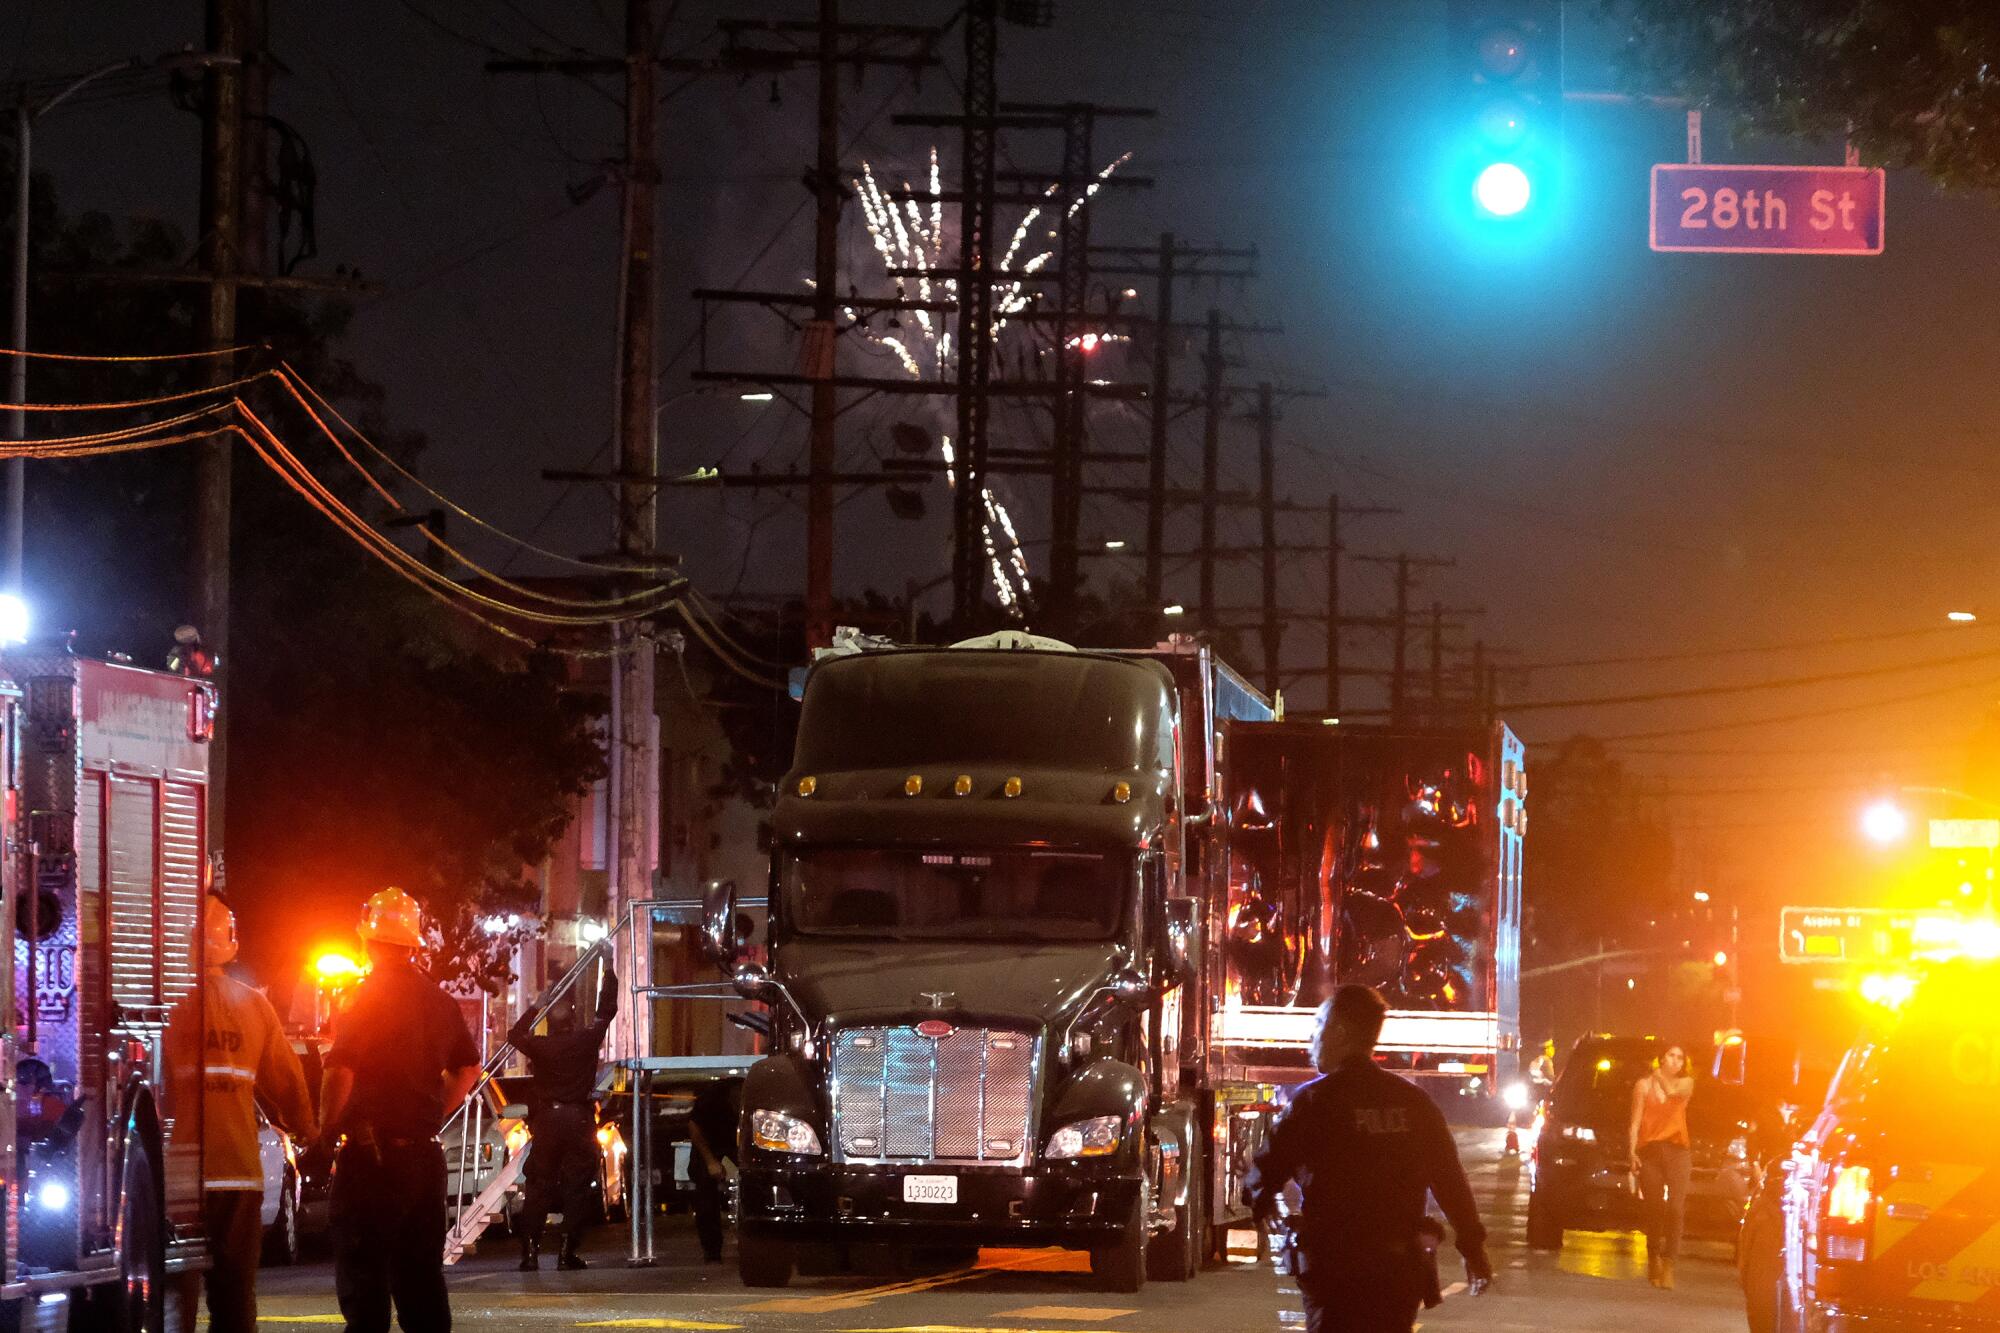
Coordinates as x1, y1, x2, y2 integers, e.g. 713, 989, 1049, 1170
1326, 496, 1341, 714
1255, 383, 1280, 697
1428, 600, 1446, 724
952, 0, 998, 626
1045, 104, 1095, 632
197, 0, 248, 829
1142, 232, 1174, 608
803, 0, 839, 649
610, 0, 661, 1070
1198, 308, 1223, 628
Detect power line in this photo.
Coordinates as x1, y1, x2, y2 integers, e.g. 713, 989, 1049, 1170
1533, 670, 2000, 744
1513, 622, 1988, 672
1505, 644, 2000, 713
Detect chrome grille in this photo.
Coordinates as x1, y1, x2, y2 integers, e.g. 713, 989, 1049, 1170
831, 1026, 1036, 1164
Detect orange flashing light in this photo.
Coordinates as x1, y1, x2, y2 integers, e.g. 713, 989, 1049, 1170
904, 774, 923, 797
1827, 1164, 1873, 1225
313, 950, 364, 985
1111, 780, 1132, 804
1003, 776, 1023, 799
796, 775, 817, 797
953, 774, 973, 797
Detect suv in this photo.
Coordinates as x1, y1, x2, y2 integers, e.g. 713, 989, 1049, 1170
1528, 1035, 1758, 1250
1762, 962, 2000, 1333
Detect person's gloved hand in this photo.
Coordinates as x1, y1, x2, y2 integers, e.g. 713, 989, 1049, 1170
1463, 1243, 1495, 1293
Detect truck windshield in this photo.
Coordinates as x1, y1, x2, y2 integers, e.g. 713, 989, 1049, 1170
782, 848, 1126, 942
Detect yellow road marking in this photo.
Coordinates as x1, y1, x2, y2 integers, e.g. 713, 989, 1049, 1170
576, 1312, 748, 1320
992, 1308, 1136, 1321
837, 1327, 1128, 1333
576, 1321, 743, 1330
739, 1246, 1090, 1315
258, 1319, 344, 1325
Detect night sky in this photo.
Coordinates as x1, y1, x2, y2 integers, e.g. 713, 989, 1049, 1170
18, 2, 2000, 911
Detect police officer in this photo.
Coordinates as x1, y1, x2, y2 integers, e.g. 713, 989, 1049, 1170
200, 894, 317, 1333
510, 964, 618, 1271
1246, 985, 1493, 1333
318, 889, 482, 1333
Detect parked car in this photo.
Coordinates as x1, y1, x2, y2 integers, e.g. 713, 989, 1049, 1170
255, 1107, 303, 1266
1527, 1034, 1763, 1250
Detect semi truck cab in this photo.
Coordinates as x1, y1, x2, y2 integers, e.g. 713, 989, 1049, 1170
708, 644, 1203, 1292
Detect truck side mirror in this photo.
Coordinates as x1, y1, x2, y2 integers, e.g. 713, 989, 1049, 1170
1164, 897, 1201, 986
732, 961, 781, 1005
701, 879, 741, 969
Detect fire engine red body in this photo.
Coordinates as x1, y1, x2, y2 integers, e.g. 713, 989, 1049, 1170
1, 648, 216, 1326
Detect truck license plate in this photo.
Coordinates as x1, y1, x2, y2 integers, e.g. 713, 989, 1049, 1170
902, 1175, 958, 1205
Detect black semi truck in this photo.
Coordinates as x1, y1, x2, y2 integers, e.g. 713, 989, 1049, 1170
703, 632, 1522, 1292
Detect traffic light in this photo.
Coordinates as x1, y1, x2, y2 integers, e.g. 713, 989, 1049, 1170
1443, 1, 1561, 224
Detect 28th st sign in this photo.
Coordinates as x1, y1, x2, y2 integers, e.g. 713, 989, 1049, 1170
1650, 164, 1885, 255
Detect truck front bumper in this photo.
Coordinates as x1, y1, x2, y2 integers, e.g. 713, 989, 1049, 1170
739, 1162, 1142, 1249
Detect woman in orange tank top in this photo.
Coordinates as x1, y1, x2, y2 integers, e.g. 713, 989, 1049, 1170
1628, 1044, 1694, 1290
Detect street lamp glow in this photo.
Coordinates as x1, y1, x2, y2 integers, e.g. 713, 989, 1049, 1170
739, 391, 775, 403
1473, 162, 1531, 217
0, 594, 27, 644
1161, 604, 1186, 617
1103, 539, 1127, 551
1948, 610, 1978, 623
1860, 798, 1910, 845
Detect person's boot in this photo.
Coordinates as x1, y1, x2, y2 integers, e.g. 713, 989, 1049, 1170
1646, 1252, 1661, 1287
1659, 1259, 1675, 1291
557, 1238, 588, 1271
518, 1233, 540, 1272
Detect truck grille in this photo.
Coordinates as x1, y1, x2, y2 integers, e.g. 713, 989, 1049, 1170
830, 1026, 1037, 1165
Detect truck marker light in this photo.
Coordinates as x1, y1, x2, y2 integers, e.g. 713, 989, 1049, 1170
796, 775, 817, 797
1004, 776, 1023, 798
953, 774, 973, 796
1112, 781, 1132, 804
904, 774, 924, 796
987, 1139, 1015, 1153
916, 1020, 955, 1039
990, 1036, 1018, 1051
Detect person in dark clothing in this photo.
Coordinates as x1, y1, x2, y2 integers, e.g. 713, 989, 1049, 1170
1246, 985, 1493, 1333
686, 1078, 741, 1263
510, 964, 619, 1270
319, 889, 483, 1333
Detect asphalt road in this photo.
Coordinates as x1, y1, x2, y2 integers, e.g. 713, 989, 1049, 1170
251, 1131, 1752, 1332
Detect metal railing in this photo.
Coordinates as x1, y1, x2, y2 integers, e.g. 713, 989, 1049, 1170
437, 894, 759, 1266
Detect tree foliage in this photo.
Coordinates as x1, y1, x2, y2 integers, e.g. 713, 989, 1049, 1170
1, 162, 604, 992
1606, 2, 2000, 191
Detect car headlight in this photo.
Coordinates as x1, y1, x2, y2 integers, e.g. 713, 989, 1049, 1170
1559, 1124, 1595, 1143
1502, 1082, 1530, 1112
750, 1108, 823, 1156
1045, 1114, 1123, 1160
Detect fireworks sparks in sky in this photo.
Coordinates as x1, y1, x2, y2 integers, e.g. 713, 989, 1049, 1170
849, 147, 1132, 617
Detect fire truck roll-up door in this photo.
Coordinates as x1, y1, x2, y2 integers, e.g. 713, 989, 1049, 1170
1212, 721, 1520, 1086
7, 650, 213, 1291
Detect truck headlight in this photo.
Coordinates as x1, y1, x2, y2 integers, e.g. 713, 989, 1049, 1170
1045, 1114, 1123, 1160
1558, 1124, 1595, 1143
750, 1109, 823, 1156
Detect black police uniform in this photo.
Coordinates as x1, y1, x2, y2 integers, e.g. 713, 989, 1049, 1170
510, 971, 618, 1266
686, 1078, 741, 1262
324, 953, 481, 1333
1246, 1058, 1490, 1333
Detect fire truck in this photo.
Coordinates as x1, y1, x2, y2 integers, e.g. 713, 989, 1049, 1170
704, 632, 1522, 1291
0, 647, 217, 1330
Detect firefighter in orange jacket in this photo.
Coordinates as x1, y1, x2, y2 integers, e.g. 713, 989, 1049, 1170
202, 894, 317, 1333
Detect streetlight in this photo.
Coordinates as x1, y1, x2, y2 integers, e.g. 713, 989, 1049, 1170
1948, 610, 1979, 623
7, 51, 235, 599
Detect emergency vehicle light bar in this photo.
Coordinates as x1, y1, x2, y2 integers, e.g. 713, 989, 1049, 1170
1215, 1005, 1501, 1055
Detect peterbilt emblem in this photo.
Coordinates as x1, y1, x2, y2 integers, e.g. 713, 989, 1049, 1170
918, 990, 955, 1009
915, 1020, 955, 1040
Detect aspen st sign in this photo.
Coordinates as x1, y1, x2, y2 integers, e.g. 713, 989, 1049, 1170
1650, 164, 1885, 255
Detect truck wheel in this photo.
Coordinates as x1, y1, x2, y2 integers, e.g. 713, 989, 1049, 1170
1147, 1151, 1206, 1282
1090, 1194, 1148, 1294
738, 1234, 796, 1288
1525, 1188, 1563, 1251
78, 1137, 165, 1333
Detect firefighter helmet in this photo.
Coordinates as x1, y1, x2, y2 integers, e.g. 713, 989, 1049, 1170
357, 887, 424, 950
205, 893, 239, 967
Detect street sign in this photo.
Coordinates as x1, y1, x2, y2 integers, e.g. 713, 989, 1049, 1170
1779, 906, 1929, 965
1930, 818, 2000, 850
1650, 164, 1884, 255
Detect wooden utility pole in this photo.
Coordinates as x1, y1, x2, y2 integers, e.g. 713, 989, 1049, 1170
197, 0, 248, 828
610, 0, 661, 1067
952, 0, 998, 625
1254, 383, 1280, 697
1142, 232, 1174, 608
803, 0, 840, 648
1197, 308, 1223, 627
